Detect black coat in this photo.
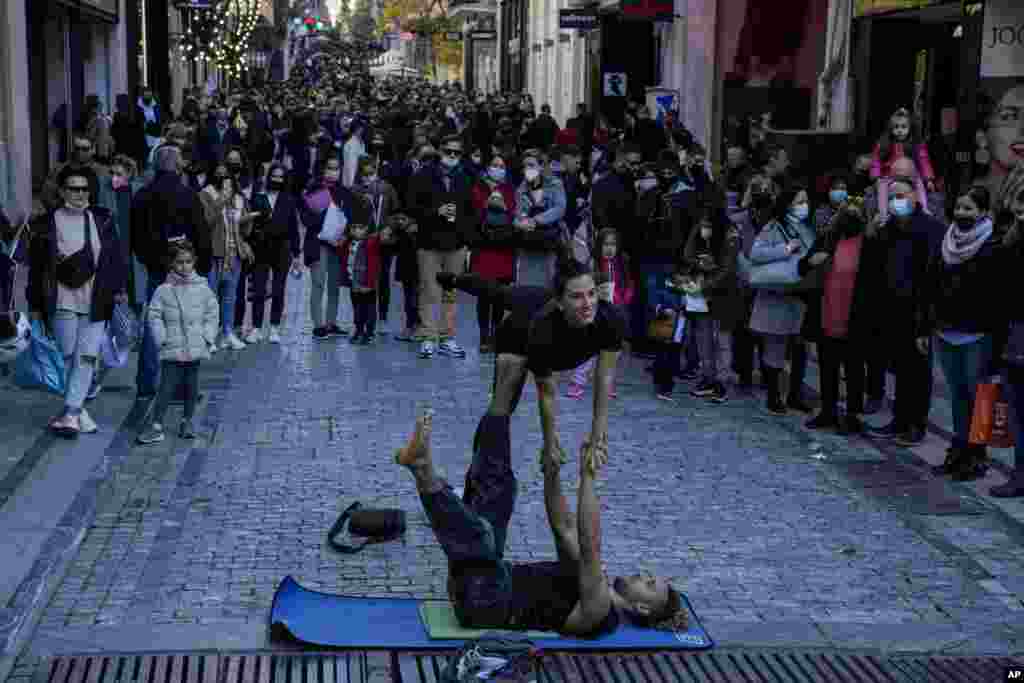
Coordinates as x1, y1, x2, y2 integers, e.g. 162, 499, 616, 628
131, 172, 211, 276
405, 165, 477, 252
591, 173, 634, 237
27, 207, 128, 328
249, 191, 302, 265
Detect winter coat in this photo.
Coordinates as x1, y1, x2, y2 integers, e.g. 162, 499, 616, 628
131, 172, 212, 275
353, 180, 401, 233
249, 190, 302, 265
683, 226, 744, 330
27, 207, 128, 330
470, 180, 518, 281
338, 235, 383, 291
406, 164, 477, 252
590, 173, 634, 237
300, 184, 356, 266
870, 141, 936, 183
747, 218, 816, 337
514, 175, 566, 253
148, 271, 219, 363
199, 188, 250, 262
595, 255, 636, 307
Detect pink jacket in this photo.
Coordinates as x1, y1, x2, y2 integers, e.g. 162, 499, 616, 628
870, 141, 936, 182
596, 255, 635, 307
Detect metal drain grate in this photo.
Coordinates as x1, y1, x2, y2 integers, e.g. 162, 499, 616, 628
36, 651, 1024, 683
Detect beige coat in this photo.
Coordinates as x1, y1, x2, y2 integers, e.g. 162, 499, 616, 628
148, 271, 219, 362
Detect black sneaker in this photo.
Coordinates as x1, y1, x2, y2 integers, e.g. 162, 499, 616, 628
766, 395, 787, 415
350, 332, 364, 344
690, 381, 715, 398
805, 413, 839, 430
677, 367, 700, 381
361, 334, 375, 346
863, 396, 884, 415
708, 383, 728, 404
327, 324, 349, 337
313, 327, 330, 341
894, 425, 926, 447
990, 478, 1024, 498
787, 396, 813, 413
838, 414, 864, 435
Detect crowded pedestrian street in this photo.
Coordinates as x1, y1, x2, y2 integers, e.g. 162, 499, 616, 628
2, 0, 1024, 680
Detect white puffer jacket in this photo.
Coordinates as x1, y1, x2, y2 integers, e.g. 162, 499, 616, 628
148, 271, 219, 362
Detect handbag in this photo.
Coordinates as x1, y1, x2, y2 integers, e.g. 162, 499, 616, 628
55, 212, 97, 289
440, 636, 540, 682
111, 302, 139, 350
13, 320, 67, 395
969, 382, 1015, 448
746, 221, 823, 292
327, 501, 406, 554
648, 309, 678, 342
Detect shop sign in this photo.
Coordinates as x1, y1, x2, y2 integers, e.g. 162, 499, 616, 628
446, 32, 463, 41
853, 0, 943, 16
559, 9, 599, 30
620, 0, 674, 22
980, 0, 1024, 77
603, 72, 627, 96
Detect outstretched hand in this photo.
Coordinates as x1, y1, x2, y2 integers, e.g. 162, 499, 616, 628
539, 437, 568, 472
436, 271, 458, 290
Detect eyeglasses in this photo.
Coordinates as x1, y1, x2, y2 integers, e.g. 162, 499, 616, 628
64, 186, 90, 194
442, 149, 462, 157
74, 145, 93, 152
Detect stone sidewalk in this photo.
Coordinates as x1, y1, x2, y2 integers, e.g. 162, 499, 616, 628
1, 275, 1023, 683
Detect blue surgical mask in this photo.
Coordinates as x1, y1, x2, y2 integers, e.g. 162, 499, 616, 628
829, 189, 848, 204
488, 167, 506, 182
440, 156, 459, 170
890, 197, 912, 217
790, 203, 809, 221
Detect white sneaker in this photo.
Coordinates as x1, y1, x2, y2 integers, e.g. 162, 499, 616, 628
438, 340, 467, 358
79, 409, 98, 434
268, 326, 282, 344
244, 328, 263, 344
208, 341, 218, 355
419, 340, 436, 358
226, 333, 246, 350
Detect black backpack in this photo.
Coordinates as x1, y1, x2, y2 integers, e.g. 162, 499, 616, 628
439, 636, 540, 682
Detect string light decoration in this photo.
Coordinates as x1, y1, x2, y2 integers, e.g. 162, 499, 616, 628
180, 0, 262, 81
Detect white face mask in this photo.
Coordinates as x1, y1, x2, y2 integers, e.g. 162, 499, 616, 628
636, 178, 658, 192
363, 175, 378, 185
524, 168, 540, 182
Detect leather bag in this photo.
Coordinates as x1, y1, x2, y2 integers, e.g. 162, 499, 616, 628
327, 501, 406, 554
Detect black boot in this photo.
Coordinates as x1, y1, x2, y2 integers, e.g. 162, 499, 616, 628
932, 445, 967, 476
952, 444, 989, 482
765, 369, 786, 415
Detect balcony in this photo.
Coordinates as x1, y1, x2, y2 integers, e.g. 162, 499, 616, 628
448, 0, 497, 19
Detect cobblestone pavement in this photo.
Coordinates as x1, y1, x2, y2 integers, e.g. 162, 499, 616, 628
5, 275, 1024, 682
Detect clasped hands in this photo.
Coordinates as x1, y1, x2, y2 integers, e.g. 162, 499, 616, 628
539, 432, 608, 476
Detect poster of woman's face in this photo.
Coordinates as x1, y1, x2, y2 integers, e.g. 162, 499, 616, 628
974, 79, 1024, 192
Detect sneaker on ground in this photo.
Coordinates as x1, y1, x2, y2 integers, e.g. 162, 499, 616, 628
179, 419, 197, 440
327, 324, 349, 337
137, 424, 165, 445
268, 327, 282, 344
438, 340, 467, 358
362, 334, 376, 345
395, 330, 415, 342
656, 391, 675, 402
85, 383, 103, 401
208, 342, 219, 355
566, 383, 585, 400
419, 340, 436, 358
677, 367, 700, 381
244, 328, 263, 344
313, 327, 330, 341
709, 383, 728, 403
690, 381, 716, 398
226, 333, 246, 350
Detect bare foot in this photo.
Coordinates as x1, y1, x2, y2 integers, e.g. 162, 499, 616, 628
395, 409, 433, 468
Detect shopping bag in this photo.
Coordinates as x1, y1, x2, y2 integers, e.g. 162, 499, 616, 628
13, 320, 66, 395
969, 382, 1015, 448
110, 302, 139, 350
100, 329, 130, 368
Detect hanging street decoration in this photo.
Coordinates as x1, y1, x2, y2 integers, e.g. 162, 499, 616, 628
180, 0, 262, 80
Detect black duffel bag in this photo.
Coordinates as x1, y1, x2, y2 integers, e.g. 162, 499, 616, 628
327, 501, 406, 554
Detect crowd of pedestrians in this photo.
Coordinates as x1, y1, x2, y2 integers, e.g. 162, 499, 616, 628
1, 67, 1022, 499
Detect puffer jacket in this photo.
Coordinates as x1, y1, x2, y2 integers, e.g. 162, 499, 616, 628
148, 270, 219, 362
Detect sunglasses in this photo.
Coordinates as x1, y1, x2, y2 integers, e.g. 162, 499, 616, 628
64, 186, 90, 194
74, 145, 93, 152
442, 149, 462, 157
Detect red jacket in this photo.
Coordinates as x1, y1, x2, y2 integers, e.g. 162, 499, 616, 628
596, 255, 635, 306
470, 181, 517, 281
337, 234, 383, 291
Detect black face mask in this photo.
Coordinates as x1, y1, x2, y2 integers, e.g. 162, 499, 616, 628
955, 216, 977, 230
227, 163, 243, 174
751, 190, 773, 209
268, 179, 285, 191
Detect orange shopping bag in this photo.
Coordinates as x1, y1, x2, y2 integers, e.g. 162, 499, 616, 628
969, 382, 1016, 448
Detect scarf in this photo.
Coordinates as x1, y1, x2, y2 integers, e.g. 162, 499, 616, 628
942, 217, 993, 265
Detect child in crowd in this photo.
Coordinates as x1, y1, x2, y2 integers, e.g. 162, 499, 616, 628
137, 241, 219, 445
567, 228, 634, 399
338, 221, 391, 344
387, 213, 422, 341
650, 266, 688, 401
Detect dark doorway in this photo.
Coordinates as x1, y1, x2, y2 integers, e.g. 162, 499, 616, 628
599, 14, 655, 127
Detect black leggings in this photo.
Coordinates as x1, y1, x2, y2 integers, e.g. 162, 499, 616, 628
152, 361, 200, 426
351, 290, 378, 336
476, 277, 513, 339
251, 252, 290, 328
379, 247, 396, 321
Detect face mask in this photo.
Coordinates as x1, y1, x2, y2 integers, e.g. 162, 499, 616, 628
636, 178, 658, 192
955, 216, 977, 230
700, 227, 713, 240
790, 203, 809, 221
144, 97, 154, 106
890, 197, 912, 217
112, 175, 129, 190
524, 168, 540, 182
268, 179, 285, 191
440, 156, 459, 169
471, 155, 481, 165
549, 161, 562, 174
488, 167, 506, 182
829, 189, 848, 204
227, 162, 243, 174
324, 171, 340, 184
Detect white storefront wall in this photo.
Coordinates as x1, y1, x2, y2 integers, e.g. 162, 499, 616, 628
522, 0, 591, 127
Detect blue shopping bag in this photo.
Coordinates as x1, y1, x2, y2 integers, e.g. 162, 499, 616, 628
14, 320, 66, 395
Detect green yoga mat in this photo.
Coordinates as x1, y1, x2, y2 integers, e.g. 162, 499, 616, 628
418, 601, 559, 639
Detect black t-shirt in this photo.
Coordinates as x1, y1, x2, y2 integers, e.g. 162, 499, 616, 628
525, 299, 625, 377
506, 560, 621, 637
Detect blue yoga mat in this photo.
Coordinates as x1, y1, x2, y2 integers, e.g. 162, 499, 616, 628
270, 575, 714, 651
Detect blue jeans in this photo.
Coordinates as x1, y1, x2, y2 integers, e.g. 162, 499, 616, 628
208, 257, 242, 337
419, 414, 516, 628
934, 334, 992, 447
137, 272, 165, 397
1003, 365, 1024, 476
